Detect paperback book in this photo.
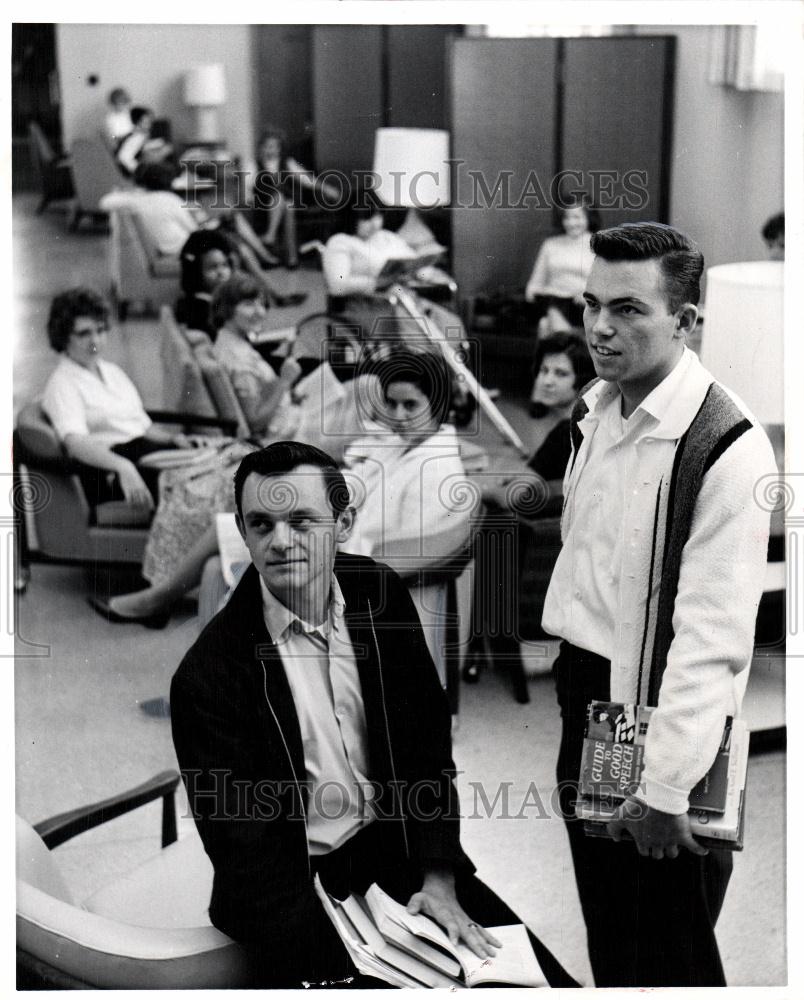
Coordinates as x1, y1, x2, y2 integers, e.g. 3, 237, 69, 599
576, 701, 749, 850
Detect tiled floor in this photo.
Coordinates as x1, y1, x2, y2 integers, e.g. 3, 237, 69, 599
12, 194, 786, 986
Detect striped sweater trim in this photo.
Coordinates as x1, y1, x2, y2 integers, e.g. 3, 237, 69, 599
646, 383, 753, 704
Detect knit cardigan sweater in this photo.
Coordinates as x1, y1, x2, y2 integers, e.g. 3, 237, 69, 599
558, 352, 775, 813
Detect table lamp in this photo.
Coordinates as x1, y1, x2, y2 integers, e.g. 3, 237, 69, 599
700, 260, 784, 426
184, 64, 226, 145
373, 127, 450, 249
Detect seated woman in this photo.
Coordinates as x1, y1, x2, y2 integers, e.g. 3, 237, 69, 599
322, 201, 418, 303
210, 273, 302, 437
484, 330, 596, 518
524, 198, 599, 335
469, 331, 595, 694
115, 106, 173, 179
41, 287, 204, 513
250, 127, 340, 268
175, 229, 234, 339
104, 87, 133, 148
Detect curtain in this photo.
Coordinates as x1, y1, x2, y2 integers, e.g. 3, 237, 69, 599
709, 25, 784, 92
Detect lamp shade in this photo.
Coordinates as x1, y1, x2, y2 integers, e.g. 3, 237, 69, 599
373, 128, 450, 208
700, 261, 784, 424
184, 65, 226, 107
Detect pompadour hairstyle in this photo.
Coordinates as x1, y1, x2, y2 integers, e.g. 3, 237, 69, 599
590, 222, 704, 312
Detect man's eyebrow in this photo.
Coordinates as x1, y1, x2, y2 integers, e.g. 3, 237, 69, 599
583, 292, 647, 306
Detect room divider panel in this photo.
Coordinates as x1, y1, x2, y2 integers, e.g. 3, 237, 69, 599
449, 35, 676, 297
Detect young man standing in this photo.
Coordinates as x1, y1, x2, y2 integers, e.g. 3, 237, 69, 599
542, 222, 776, 986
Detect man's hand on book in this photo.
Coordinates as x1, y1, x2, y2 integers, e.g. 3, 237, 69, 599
607, 796, 709, 860
407, 868, 502, 959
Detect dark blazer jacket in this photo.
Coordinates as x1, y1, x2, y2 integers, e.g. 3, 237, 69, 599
171, 552, 472, 946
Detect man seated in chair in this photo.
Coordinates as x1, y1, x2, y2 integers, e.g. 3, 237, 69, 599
171, 441, 576, 988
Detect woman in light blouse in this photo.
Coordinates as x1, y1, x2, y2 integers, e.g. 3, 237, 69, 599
524, 199, 599, 334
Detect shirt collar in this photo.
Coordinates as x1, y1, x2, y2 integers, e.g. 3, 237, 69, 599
260, 573, 346, 643
579, 347, 714, 440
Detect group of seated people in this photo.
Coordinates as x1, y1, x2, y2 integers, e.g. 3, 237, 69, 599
39, 191, 594, 687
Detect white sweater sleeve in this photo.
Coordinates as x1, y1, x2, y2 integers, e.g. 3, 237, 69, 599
639, 422, 777, 813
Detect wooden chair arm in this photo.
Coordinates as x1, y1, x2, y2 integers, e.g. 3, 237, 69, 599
34, 770, 181, 850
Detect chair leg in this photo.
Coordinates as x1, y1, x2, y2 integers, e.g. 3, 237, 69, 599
12, 461, 32, 593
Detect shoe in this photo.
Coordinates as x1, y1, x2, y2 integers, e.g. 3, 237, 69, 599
273, 292, 308, 308
87, 595, 170, 629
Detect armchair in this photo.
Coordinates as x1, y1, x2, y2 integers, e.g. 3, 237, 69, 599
28, 121, 74, 215
108, 207, 182, 320
69, 136, 133, 232
17, 770, 249, 989
13, 401, 236, 591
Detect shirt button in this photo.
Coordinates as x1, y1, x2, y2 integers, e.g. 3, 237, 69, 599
574, 589, 582, 599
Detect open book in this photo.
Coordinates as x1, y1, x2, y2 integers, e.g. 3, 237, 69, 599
375, 248, 445, 287
314, 877, 548, 988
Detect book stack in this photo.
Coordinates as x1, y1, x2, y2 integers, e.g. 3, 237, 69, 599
575, 701, 749, 851
314, 877, 548, 988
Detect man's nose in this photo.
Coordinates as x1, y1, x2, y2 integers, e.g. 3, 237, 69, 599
592, 309, 615, 337
269, 520, 293, 548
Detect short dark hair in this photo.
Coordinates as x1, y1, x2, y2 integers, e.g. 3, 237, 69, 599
108, 87, 130, 106
762, 212, 785, 243
47, 288, 109, 352
590, 222, 704, 312
130, 106, 152, 128
374, 348, 453, 426
234, 441, 350, 520
533, 330, 596, 391
210, 273, 266, 332
180, 229, 235, 297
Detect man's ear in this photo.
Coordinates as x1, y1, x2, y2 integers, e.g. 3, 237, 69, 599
235, 513, 247, 541
675, 303, 698, 339
335, 506, 356, 544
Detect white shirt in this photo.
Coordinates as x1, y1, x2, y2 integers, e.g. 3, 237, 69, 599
99, 189, 197, 257
105, 109, 133, 146
543, 348, 776, 813
525, 233, 594, 300
260, 575, 374, 855
42, 356, 151, 447
342, 424, 469, 559
322, 230, 416, 296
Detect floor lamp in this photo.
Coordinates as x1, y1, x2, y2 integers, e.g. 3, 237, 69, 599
184, 64, 226, 145
373, 127, 450, 249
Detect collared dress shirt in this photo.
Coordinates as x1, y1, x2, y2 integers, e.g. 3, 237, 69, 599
260, 575, 374, 855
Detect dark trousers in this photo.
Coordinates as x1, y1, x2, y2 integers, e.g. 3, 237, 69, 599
245, 820, 578, 988
553, 641, 733, 987
77, 436, 173, 512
